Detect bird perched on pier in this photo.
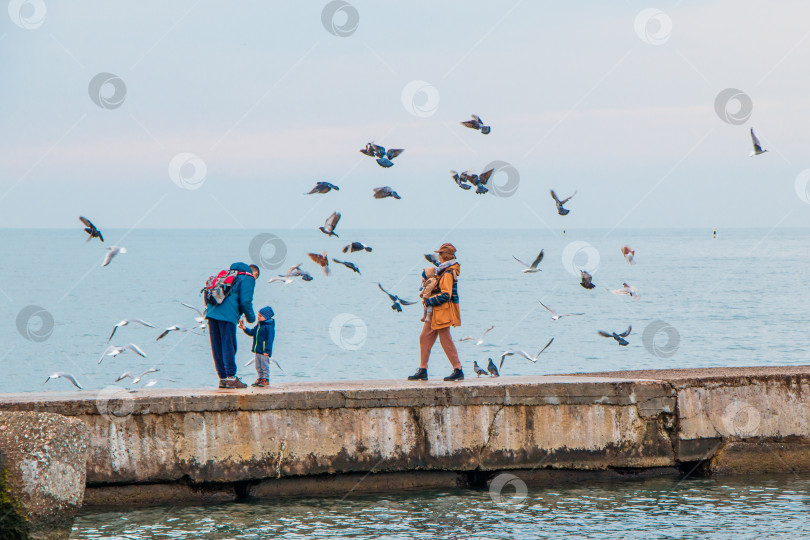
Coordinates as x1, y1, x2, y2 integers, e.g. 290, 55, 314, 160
609, 283, 640, 300
538, 301, 583, 321
377, 283, 417, 312
268, 263, 313, 284
513, 250, 544, 273
499, 338, 554, 368
308, 252, 330, 276
424, 253, 440, 266
332, 258, 361, 275
598, 326, 632, 346
749, 127, 768, 156
343, 242, 372, 253
79, 216, 103, 242
460, 168, 494, 194
460, 325, 494, 346
579, 270, 596, 290
460, 114, 491, 135
319, 211, 341, 237
107, 319, 155, 343
551, 189, 577, 216
487, 358, 500, 377
115, 368, 159, 384
102, 246, 126, 267
44, 372, 83, 389
621, 245, 636, 264
473, 361, 488, 377
99, 343, 147, 364
373, 186, 401, 199
450, 170, 472, 191
305, 181, 339, 194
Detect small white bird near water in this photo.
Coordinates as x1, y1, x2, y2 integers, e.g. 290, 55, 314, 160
44, 372, 83, 389
107, 319, 155, 343
513, 250, 544, 273
99, 343, 147, 364
749, 128, 768, 156
459, 326, 494, 345
539, 301, 583, 321
102, 246, 126, 266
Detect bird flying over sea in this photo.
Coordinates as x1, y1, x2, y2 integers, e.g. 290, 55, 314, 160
107, 319, 155, 343
44, 372, 83, 389
373, 186, 401, 199
180, 302, 206, 323
361, 142, 404, 167
115, 368, 160, 384
319, 211, 341, 237
308, 252, 331, 276
343, 242, 372, 253
245, 355, 286, 374
268, 264, 313, 284
450, 170, 472, 191
460, 114, 491, 135
102, 246, 126, 267
99, 343, 147, 364
460, 168, 494, 194
580, 270, 595, 290
551, 190, 577, 216
377, 283, 417, 312
305, 181, 339, 194
79, 216, 103, 242
749, 128, 767, 157
459, 325, 494, 346
538, 301, 583, 321
332, 258, 361, 274
499, 338, 554, 368
598, 326, 632, 346
621, 245, 636, 264
156, 325, 202, 341
513, 250, 544, 273
609, 283, 640, 299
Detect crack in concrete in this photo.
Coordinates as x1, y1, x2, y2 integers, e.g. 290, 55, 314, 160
477, 404, 506, 467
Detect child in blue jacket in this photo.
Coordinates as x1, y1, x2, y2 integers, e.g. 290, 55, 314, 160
238, 306, 276, 387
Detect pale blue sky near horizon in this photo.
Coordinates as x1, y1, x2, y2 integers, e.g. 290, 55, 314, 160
2, 1, 810, 230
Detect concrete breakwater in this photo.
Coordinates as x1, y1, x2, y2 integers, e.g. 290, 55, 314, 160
0, 365, 808, 532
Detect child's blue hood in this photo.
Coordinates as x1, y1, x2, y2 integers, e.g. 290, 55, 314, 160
259, 306, 275, 320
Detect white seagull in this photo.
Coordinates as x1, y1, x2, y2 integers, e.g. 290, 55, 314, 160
268, 264, 313, 284
156, 325, 202, 341
133, 377, 178, 390
538, 301, 583, 321
115, 368, 160, 384
609, 283, 640, 299
499, 337, 554, 368
102, 246, 127, 267
244, 356, 286, 374
107, 319, 155, 343
459, 325, 494, 346
749, 128, 767, 157
44, 372, 83, 389
99, 343, 147, 364
513, 250, 544, 273
180, 302, 206, 323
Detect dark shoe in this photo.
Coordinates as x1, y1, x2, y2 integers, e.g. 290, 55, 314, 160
252, 378, 269, 387
444, 368, 464, 382
222, 376, 247, 389
218, 379, 227, 388
407, 368, 428, 381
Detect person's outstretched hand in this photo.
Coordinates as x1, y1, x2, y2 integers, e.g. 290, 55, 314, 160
238, 319, 245, 329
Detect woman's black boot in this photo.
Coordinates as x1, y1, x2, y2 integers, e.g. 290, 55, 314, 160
408, 368, 428, 381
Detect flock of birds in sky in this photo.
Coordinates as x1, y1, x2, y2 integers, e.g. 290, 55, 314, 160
43, 113, 768, 389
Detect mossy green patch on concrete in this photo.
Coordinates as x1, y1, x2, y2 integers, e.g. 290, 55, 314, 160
0, 465, 30, 540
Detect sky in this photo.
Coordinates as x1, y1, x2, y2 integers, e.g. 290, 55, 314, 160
2, 0, 810, 230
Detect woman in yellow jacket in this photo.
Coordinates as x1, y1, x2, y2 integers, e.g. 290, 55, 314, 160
408, 243, 463, 381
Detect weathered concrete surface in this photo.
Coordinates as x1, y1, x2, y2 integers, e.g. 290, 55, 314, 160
0, 411, 89, 540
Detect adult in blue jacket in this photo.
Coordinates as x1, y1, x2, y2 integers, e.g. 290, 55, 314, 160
206, 262, 258, 389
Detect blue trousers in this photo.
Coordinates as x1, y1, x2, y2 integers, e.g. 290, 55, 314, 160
208, 318, 237, 378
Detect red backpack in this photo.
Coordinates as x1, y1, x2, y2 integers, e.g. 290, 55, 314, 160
202, 270, 248, 306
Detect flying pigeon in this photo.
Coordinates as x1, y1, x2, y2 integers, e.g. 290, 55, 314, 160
377, 283, 417, 312
749, 128, 767, 157
473, 361, 488, 377
459, 325, 494, 346
621, 245, 636, 265
107, 319, 155, 343
538, 301, 583, 321
579, 270, 595, 290
332, 258, 360, 274
319, 211, 341, 237
460, 114, 491, 135
44, 372, 83, 389
79, 216, 103, 242
305, 181, 340, 194
268, 263, 313, 284
513, 250, 544, 273
360, 142, 385, 157
598, 325, 632, 346
487, 357, 500, 377
450, 170, 472, 191
343, 242, 372, 253
373, 186, 401, 199
99, 343, 147, 364
499, 338, 554, 368
461, 169, 494, 195
308, 252, 330, 276
102, 246, 126, 267
551, 190, 577, 216
376, 148, 404, 168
